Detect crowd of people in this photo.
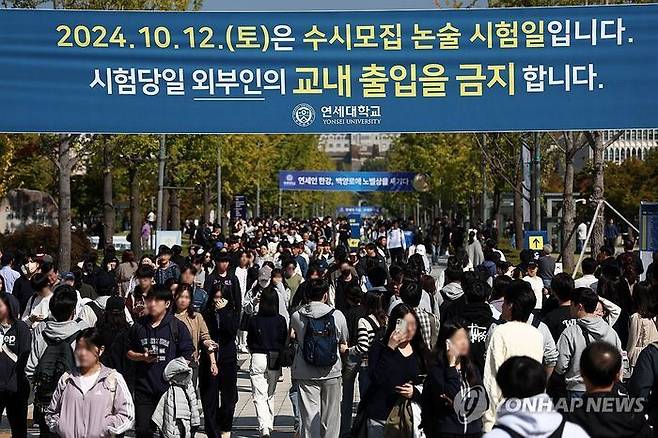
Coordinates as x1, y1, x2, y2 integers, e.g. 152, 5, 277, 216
0, 215, 657, 438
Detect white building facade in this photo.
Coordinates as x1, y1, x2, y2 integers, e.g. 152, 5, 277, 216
599, 129, 658, 163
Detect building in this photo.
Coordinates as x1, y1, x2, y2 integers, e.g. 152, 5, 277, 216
318, 133, 399, 169
599, 129, 658, 163
0, 189, 58, 235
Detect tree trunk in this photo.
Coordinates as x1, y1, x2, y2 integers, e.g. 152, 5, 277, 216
102, 140, 115, 249
561, 133, 576, 272
129, 169, 142, 257
202, 183, 210, 224
170, 189, 181, 231
58, 137, 73, 272
590, 131, 605, 259
514, 152, 524, 249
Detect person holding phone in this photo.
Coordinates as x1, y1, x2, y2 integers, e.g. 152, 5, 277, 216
422, 321, 484, 438
21, 273, 53, 329
365, 303, 428, 438
127, 287, 194, 438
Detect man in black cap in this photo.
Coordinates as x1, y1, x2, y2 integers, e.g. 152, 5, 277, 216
154, 245, 180, 287
523, 260, 545, 312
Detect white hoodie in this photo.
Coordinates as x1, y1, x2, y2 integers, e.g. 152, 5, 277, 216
483, 394, 589, 438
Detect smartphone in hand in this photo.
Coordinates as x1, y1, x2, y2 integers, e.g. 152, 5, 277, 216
395, 318, 407, 334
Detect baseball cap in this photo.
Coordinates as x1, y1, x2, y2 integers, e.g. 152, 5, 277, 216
258, 266, 272, 288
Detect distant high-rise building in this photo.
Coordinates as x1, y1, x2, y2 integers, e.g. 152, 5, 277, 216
318, 133, 399, 169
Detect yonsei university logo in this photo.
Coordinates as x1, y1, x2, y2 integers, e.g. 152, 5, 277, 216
292, 103, 315, 127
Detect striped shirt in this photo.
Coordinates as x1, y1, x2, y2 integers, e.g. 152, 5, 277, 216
351, 314, 382, 362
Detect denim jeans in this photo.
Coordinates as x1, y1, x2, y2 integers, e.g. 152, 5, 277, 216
289, 376, 301, 432
366, 419, 386, 438
340, 352, 361, 437
358, 365, 370, 398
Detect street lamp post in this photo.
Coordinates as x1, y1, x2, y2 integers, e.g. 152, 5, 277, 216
156, 134, 166, 231
216, 142, 222, 228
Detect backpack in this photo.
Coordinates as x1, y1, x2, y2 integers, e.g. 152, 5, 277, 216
366, 315, 386, 345
302, 310, 338, 367
33, 332, 79, 409
86, 300, 104, 322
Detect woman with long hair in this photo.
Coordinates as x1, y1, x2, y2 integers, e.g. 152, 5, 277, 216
116, 250, 138, 296
96, 296, 134, 387
0, 293, 31, 438
201, 284, 240, 438
627, 281, 658, 372
174, 284, 218, 387
45, 328, 134, 438
365, 303, 428, 438
350, 290, 387, 396
246, 287, 288, 438
422, 322, 483, 438
597, 272, 633, 346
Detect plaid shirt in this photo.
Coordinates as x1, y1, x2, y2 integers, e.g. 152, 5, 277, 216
415, 307, 439, 350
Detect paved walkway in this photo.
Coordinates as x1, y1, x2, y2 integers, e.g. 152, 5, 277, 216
1, 261, 447, 438
0, 353, 338, 438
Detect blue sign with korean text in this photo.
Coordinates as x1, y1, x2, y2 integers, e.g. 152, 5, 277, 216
348, 214, 362, 238
337, 206, 382, 217
640, 202, 658, 252
231, 194, 247, 220
279, 171, 415, 192
1, 5, 657, 133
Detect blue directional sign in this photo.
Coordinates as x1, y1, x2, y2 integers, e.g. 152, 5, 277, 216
640, 202, 658, 251
524, 230, 549, 251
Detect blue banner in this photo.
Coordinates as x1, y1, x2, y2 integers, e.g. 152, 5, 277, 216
0, 5, 657, 133
337, 206, 382, 217
279, 171, 415, 191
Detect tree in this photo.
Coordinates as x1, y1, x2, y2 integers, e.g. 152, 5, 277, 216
113, 135, 159, 255
604, 149, 658, 223
39, 134, 85, 271
376, 134, 482, 222
548, 132, 589, 272
476, 133, 531, 249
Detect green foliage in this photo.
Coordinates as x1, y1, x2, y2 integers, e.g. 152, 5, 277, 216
373, 133, 482, 217
0, 225, 92, 263
0, 134, 56, 198
603, 150, 658, 222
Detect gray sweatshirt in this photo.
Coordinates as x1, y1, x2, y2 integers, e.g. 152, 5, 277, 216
555, 315, 622, 391
290, 301, 348, 381
25, 318, 90, 382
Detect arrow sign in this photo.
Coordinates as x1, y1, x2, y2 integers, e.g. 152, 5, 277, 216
524, 231, 548, 251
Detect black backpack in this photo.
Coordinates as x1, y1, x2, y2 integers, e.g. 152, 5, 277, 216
302, 310, 338, 367
33, 332, 79, 409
